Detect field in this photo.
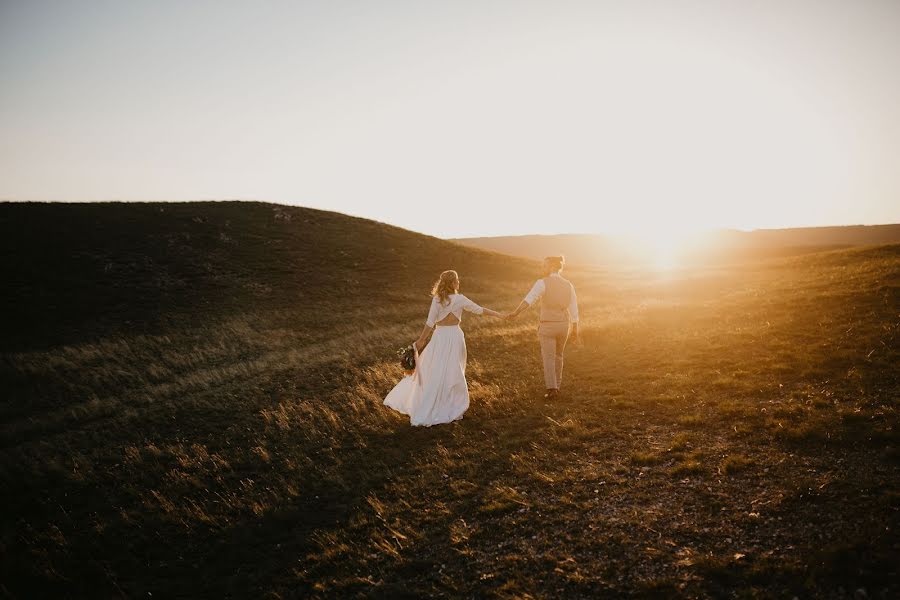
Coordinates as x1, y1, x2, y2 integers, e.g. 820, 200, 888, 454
2, 202, 899, 598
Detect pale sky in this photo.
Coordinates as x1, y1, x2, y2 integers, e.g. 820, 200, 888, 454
1, 0, 898, 238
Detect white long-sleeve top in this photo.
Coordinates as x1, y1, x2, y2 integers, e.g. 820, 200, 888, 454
523, 272, 580, 323
425, 294, 484, 327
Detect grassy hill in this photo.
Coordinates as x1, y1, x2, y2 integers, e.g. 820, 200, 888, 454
0, 202, 532, 352
454, 224, 900, 267
2, 202, 899, 598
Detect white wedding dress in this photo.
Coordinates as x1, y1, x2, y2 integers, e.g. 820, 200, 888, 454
384, 294, 484, 426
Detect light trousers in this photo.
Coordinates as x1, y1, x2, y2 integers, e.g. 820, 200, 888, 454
538, 321, 570, 389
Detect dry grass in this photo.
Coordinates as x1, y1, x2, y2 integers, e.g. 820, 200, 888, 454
1, 203, 898, 598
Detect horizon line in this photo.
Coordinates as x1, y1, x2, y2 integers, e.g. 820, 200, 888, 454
2, 197, 899, 238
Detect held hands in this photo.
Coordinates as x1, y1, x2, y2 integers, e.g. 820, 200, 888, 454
571, 328, 583, 348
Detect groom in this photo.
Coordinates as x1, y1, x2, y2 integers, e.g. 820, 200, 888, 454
509, 255, 579, 399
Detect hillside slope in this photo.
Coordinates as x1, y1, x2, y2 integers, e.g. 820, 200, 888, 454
0, 201, 534, 352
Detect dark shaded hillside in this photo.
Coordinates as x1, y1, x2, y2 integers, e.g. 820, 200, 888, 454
0, 202, 533, 352
455, 224, 900, 266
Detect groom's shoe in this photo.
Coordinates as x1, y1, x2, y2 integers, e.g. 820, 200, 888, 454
543, 389, 559, 400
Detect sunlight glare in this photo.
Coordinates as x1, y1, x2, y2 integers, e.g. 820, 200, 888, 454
617, 226, 703, 271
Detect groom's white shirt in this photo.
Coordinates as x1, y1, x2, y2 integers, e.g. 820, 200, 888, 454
523, 272, 579, 323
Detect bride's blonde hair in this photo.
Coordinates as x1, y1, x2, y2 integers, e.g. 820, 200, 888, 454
431, 270, 459, 306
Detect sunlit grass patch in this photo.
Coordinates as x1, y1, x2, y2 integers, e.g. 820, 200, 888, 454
531, 470, 556, 484
478, 485, 529, 515
541, 416, 587, 452
670, 460, 704, 477
667, 432, 693, 452
720, 455, 754, 475
630, 450, 666, 466
310, 530, 352, 562
449, 518, 474, 546
771, 419, 830, 444
677, 413, 704, 428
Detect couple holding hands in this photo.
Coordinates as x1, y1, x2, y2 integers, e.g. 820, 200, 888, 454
384, 256, 580, 427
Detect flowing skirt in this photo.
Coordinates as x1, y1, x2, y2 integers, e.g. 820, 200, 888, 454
384, 325, 469, 426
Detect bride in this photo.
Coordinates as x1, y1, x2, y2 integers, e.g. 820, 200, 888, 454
384, 270, 506, 426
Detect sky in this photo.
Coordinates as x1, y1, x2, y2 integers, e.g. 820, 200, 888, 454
1, 0, 899, 238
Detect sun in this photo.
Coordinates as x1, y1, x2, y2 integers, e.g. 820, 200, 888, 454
649, 229, 694, 270
649, 237, 681, 270
616, 226, 702, 270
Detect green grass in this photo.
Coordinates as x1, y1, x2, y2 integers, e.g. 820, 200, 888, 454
1, 202, 899, 598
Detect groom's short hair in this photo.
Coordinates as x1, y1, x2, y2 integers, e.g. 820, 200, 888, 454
545, 255, 565, 271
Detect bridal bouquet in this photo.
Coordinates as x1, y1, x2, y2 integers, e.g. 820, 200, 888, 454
397, 344, 417, 375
